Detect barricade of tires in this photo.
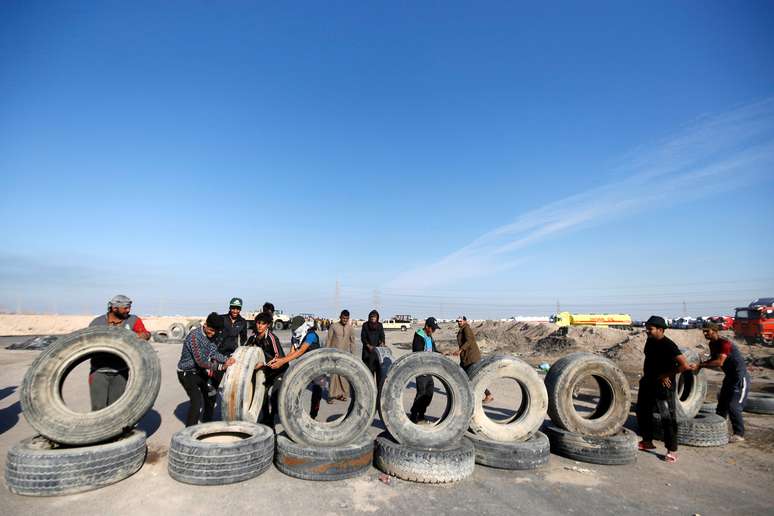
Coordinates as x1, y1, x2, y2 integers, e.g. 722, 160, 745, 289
544, 353, 637, 465
465, 355, 550, 470
275, 348, 377, 480
7, 327, 161, 496
375, 353, 476, 483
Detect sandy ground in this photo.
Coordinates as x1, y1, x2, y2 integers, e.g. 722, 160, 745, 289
0, 314, 204, 336
0, 326, 773, 515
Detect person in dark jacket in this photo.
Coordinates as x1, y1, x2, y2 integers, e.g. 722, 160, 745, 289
450, 315, 492, 403
409, 317, 441, 424
635, 315, 691, 463
693, 322, 751, 442
361, 309, 386, 390
246, 311, 287, 425
176, 312, 235, 426
207, 297, 249, 415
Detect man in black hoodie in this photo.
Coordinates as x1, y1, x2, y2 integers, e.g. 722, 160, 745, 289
361, 309, 386, 389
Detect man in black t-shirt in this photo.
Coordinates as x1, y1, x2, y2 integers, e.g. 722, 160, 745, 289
246, 312, 287, 425
636, 315, 691, 463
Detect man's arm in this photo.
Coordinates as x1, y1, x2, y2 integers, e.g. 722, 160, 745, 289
132, 318, 151, 341
361, 325, 372, 350
239, 320, 248, 346
659, 354, 691, 388
271, 343, 309, 368
378, 325, 385, 346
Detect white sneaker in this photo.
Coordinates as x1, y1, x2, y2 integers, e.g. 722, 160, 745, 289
728, 434, 745, 443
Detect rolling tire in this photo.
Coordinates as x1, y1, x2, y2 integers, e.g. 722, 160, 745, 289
744, 393, 774, 415
5, 430, 146, 496
674, 348, 707, 419
545, 424, 637, 465
273, 320, 284, 331
168, 421, 274, 485
467, 431, 549, 470
274, 430, 373, 481
151, 331, 168, 343
544, 353, 631, 437
20, 327, 161, 445
379, 352, 474, 448
278, 348, 376, 447
219, 347, 266, 423
168, 323, 186, 340
652, 412, 729, 447
467, 355, 548, 441
374, 434, 474, 483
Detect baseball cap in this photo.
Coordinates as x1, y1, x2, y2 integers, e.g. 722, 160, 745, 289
645, 315, 667, 329
229, 297, 243, 308
425, 317, 441, 330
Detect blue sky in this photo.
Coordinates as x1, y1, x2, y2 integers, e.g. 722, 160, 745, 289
1, 1, 773, 319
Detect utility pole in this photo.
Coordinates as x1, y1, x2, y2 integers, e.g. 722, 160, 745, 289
682, 300, 687, 317
556, 300, 561, 314
372, 288, 380, 312
334, 279, 340, 316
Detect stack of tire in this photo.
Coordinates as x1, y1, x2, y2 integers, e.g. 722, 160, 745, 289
274, 348, 377, 481
6, 328, 161, 496
651, 349, 724, 447
465, 355, 551, 470
544, 353, 638, 465
168, 346, 274, 485
375, 353, 476, 483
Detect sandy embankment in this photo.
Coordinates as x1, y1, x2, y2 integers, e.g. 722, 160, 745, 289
0, 314, 204, 336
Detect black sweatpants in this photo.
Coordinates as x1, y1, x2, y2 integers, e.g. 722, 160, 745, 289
410, 375, 434, 422
178, 370, 214, 427
310, 384, 322, 419
89, 370, 128, 411
716, 372, 750, 436
636, 378, 678, 452
362, 348, 384, 396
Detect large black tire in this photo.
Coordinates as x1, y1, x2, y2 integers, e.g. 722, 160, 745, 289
744, 393, 774, 415
674, 348, 707, 419
545, 424, 638, 465
219, 347, 266, 423
5, 430, 146, 496
652, 412, 729, 447
168, 323, 186, 341
274, 430, 373, 481
20, 327, 162, 445
374, 434, 475, 483
379, 352, 474, 448
467, 431, 549, 470
544, 353, 631, 436
278, 348, 376, 447
168, 421, 274, 485
467, 355, 548, 441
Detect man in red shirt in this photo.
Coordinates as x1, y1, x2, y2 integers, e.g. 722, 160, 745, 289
88, 295, 150, 410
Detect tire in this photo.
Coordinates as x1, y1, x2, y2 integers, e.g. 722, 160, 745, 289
168, 421, 274, 485
274, 430, 373, 481
379, 352, 474, 448
5, 430, 146, 496
467, 355, 548, 442
401, 326, 407, 332
544, 353, 631, 437
652, 412, 729, 447
544, 424, 637, 465
219, 347, 266, 423
273, 320, 284, 331
375, 347, 393, 390
20, 327, 162, 445
744, 393, 774, 415
185, 321, 201, 334
701, 401, 717, 413
467, 431, 549, 470
674, 348, 707, 419
151, 331, 168, 343
374, 434, 474, 483
278, 348, 376, 447
168, 323, 186, 340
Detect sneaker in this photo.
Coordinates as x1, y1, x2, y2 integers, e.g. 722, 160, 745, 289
729, 434, 745, 443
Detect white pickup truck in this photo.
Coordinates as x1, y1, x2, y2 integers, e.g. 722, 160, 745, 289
382, 319, 412, 332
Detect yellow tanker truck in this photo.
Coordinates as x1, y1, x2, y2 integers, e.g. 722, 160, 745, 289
552, 312, 632, 328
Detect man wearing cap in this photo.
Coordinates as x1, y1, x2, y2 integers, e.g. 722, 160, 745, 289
693, 323, 751, 442
451, 316, 493, 403
326, 309, 357, 402
176, 313, 236, 426
88, 295, 151, 411
219, 297, 248, 355
409, 317, 441, 424
635, 315, 691, 463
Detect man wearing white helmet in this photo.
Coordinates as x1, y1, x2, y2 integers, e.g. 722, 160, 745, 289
88, 295, 150, 410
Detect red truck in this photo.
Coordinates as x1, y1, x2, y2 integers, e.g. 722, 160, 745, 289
733, 298, 774, 345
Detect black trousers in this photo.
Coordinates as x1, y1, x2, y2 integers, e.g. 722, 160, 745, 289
89, 370, 128, 411
310, 384, 322, 419
410, 375, 434, 422
462, 363, 491, 397
362, 348, 384, 396
636, 378, 678, 452
716, 372, 750, 436
259, 378, 282, 426
178, 370, 214, 427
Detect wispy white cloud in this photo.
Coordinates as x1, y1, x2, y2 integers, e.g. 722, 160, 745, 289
387, 99, 774, 290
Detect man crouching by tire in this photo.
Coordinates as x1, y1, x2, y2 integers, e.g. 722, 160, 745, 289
636, 315, 691, 463
176, 313, 236, 426
88, 294, 151, 411
409, 317, 441, 424
246, 312, 288, 426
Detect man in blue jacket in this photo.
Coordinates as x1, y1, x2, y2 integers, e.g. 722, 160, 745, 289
409, 317, 441, 424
